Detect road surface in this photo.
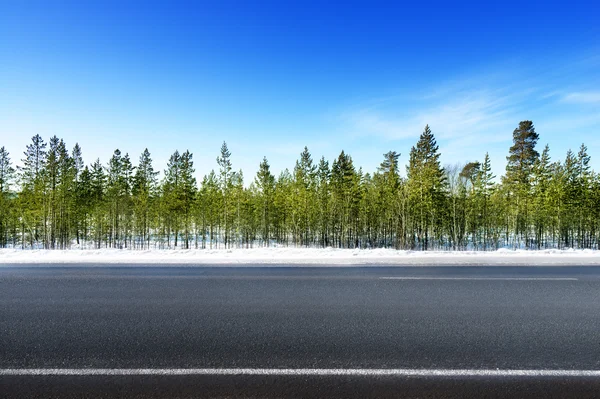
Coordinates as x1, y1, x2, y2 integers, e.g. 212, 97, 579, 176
1, 265, 600, 398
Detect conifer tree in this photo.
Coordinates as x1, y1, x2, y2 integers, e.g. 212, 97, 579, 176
316, 157, 331, 247
376, 151, 401, 247
90, 159, 106, 248
563, 149, 578, 248
199, 170, 220, 249
217, 141, 233, 248
19, 134, 47, 247
478, 153, 496, 249
531, 145, 552, 248
406, 125, 445, 250
180, 150, 197, 249
71, 143, 84, 245
503, 120, 539, 247
331, 151, 357, 248
255, 157, 275, 246
0, 147, 15, 247
132, 149, 158, 249
293, 147, 317, 246
163, 150, 182, 247
2, 127, 598, 251
576, 144, 591, 247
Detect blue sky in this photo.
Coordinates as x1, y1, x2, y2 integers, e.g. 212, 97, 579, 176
1, 0, 599, 181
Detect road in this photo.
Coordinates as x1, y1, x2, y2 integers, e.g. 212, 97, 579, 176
1, 265, 600, 398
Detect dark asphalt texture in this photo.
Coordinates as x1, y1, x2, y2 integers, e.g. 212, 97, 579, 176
1, 265, 600, 398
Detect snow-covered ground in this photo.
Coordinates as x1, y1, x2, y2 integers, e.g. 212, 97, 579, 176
0, 247, 599, 266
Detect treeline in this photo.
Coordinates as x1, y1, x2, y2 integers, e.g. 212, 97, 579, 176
1, 121, 599, 250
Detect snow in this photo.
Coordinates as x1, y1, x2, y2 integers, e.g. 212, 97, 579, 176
0, 247, 599, 266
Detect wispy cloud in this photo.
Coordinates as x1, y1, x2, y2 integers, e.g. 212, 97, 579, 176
342, 89, 518, 144
562, 91, 600, 104
336, 55, 600, 176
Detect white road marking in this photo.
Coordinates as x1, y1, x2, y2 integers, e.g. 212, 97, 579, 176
0, 368, 599, 377
379, 277, 578, 281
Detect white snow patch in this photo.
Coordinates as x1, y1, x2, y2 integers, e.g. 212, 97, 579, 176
0, 247, 599, 266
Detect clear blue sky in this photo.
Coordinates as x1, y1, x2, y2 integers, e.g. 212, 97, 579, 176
1, 0, 599, 181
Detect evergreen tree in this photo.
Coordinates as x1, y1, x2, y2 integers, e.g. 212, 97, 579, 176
376, 151, 401, 247
406, 125, 446, 250
199, 170, 220, 249
231, 170, 244, 247
132, 149, 158, 249
72, 143, 84, 245
216, 141, 233, 248
56, 139, 75, 248
255, 157, 275, 246
90, 159, 106, 248
180, 150, 197, 249
477, 153, 496, 249
503, 120, 539, 247
293, 147, 317, 246
331, 151, 357, 248
19, 134, 47, 247
0, 147, 16, 247
576, 144, 591, 248
316, 157, 331, 247
3, 126, 598, 252
162, 150, 181, 248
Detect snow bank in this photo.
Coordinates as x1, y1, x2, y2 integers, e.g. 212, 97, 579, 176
0, 247, 599, 266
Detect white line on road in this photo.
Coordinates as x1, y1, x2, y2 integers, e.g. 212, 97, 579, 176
379, 277, 579, 281
0, 368, 599, 377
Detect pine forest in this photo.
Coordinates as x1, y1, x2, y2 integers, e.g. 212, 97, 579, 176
1, 121, 599, 251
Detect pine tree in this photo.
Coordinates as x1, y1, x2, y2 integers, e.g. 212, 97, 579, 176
273, 169, 293, 245
503, 120, 539, 247
180, 150, 197, 249
531, 145, 551, 248
162, 150, 181, 248
0, 147, 14, 195
199, 170, 220, 249
293, 147, 317, 246
331, 151, 357, 248
231, 170, 244, 247
106, 150, 128, 248
316, 157, 331, 247
255, 157, 275, 246
406, 125, 446, 250
576, 144, 591, 248
477, 153, 495, 249
376, 151, 401, 247
76, 165, 92, 245
3, 126, 598, 252
19, 135, 47, 248
563, 149, 578, 248
71, 143, 84, 245
216, 142, 233, 248
0, 147, 16, 247
132, 149, 158, 249
460, 162, 480, 193
90, 159, 106, 248
56, 139, 75, 248
45, 136, 61, 248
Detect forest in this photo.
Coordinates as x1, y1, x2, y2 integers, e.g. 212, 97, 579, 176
0, 121, 598, 251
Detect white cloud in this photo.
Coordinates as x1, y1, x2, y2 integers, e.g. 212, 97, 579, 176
562, 91, 600, 104
342, 89, 518, 144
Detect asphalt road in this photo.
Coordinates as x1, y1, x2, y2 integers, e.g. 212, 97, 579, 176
1, 265, 600, 398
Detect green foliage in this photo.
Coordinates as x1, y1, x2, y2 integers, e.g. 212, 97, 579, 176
0, 147, 16, 247
406, 125, 446, 249
255, 157, 275, 245
2, 121, 599, 251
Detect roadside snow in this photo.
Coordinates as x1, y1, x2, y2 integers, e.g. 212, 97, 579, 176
0, 247, 599, 266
